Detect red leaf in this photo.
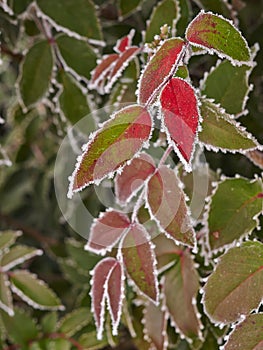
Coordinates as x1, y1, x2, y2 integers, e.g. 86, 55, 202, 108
89, 54, 119, 89
107, 262, 124, 335
147, 165, 195, 247
91, 257, 117, 339
121, 223, 158, 302
115, 153, 156, 205
114, 29, 135, 53
105, 46, 140, 93
86, 210, 130, 255
68, 105, 152, 197
138, 38, 185, 105
160, 77, 200, 168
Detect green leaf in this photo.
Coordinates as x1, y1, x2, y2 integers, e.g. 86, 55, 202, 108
18, 40, 53, 108
37, 0, 102, 41
58, 307, 91, 337
200, 60, 253, 115
145, 0, 179, 43
58, 258, 89, 286
193, 0, 232, 19
0, 307, 38, 346
176, 0, 191, 36
57, 70, 93, 126
49, 339, 71, 350
1, 245, 42, 271
203, 241, 263, 324
0, 273, 13, 316
199, 99, 258, 152
10, 270, 64, 310
7, 0, 32, 14
41, 312, 58, 334
0, 230, 21, 253
79, 330, 108, 349
186, 11, 251, 65
118, 0, 141, 18
224, 313, 263, 350
164, 250, 202, 339
68, 105, 152, 195
207, 177, 263, 251
65, 239, 100, 271
56, 34, 97, 80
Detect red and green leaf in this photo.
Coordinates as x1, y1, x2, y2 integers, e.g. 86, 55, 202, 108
68, 105, 152, 197
147, 165, 196, 247
160, 77, 200, 169
121, 223, 159, 303
185, 11, 251, 65
164, 250, 202, 340
114, 29, 135, 53
138, 38, 185, 105
203, 241, 263, 324
86, 210, 130, 255
115, 153, 156, 205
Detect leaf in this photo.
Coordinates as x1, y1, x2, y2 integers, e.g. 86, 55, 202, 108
86, 210, 130, 255
91, 257, 118, 339
18, 40, 53, 108
199, 98, 259, 152
49, 339, 71, 350
207, 177, 263, 251
0, 273, 13, 316
160, 77, 200, 168
144, 0, 179, 43
57, 70, 93, 126
114, 29, 135, 53
10, 270, 64, 310
68, 104, 152, 196
118, 0, 141, 18
185, 11, 251, 65
115, 153, 156, 205
41, 312, 58, 334
56, 34, 97, 80
143, 301, 168, 350
200, 60, 253, 115
164, 250, 202, 339
121, 223, 159, 302
0, 230, 21, 252
138, 38, 185, 105
58, 307, 92, 337
192, 0, 233, 19
36, 0, 102, 41
65, 239, 100, 271
224, 313, 263, 350
0, 245, 43, 271
147, 165, 196, 247
203, 241, 263, 324
7, 0, 32, 14
79, 330, 108, 349
0, 307, 38, 346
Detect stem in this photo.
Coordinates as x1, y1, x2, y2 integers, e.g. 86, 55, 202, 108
158, 145, 173, 167
131, 188, 146, 223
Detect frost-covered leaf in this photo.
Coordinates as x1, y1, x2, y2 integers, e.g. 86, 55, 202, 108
138, 38, 185, 105
224, 313, 263, 350
0, 307, 38, 346
115, 153, 156, 205
207, 177, 263, 251
144, 0, 179, 43
0, 245, 42, 271
18, 40, 53, 108
57, 70, 92, 125
68, 105, 152, 196
153, 233, 181, 272
86, 210, 130, 255
56, 34, 97, 80
10, 270, 64, 310
0, 273, 13, 316
107, 261, 124, 335
91, 257, 120, 339
164, 250, 202, 339
79, 330, 108, 349
147, 165, 196, 247
58, 307, 92, 337
200, 60, 254, 115
144, 300, 168, 350
36, 0, 102, 41
121, 223, 159, 302
118, 0, 141, 18
160, 78, 200, 167
0, 230, 21, 253
203, 241, 263, 324
114, 29, 135, 53
199, 99, 258, 152
185, 11, 251, 65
